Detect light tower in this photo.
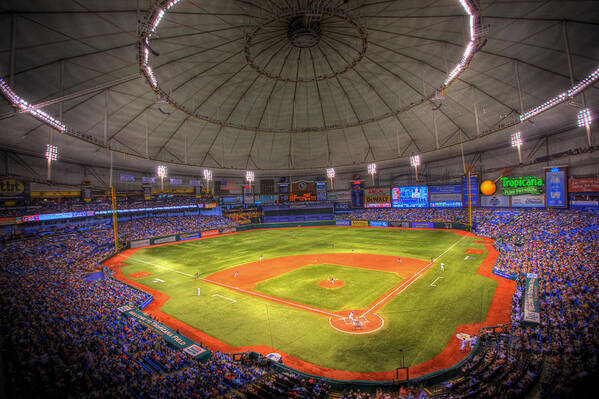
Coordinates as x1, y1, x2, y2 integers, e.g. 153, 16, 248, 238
368, 163, 377, 186
157, 165, 167, 192
326, 168, 335, 189
511, 131, 523, 164
45, 144, 58, 181
410, 155, 421, 181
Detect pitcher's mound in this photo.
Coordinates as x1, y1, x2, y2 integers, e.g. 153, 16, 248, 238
318, 280, 345, 289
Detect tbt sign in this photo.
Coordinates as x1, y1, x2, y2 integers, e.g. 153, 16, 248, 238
500, 176, 544, 196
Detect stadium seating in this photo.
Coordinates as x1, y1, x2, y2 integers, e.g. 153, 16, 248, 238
1, 208, 597, 398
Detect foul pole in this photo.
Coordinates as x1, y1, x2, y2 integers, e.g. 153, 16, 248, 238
111, 186, 119, 252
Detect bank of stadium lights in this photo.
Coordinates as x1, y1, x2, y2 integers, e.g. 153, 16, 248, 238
326, 168, 335, 188
520, 67, 599, 122
157, 165, 167, 191
246, 170, 255, 186
368, 163, 377, 185
203, 168, 212, 191
45, 144, 58, 181
203, 168, 212, 182
0, 78, 66, 132
511, 132, 523, 163
577, 109, 592, 128
410, 155, 421, 181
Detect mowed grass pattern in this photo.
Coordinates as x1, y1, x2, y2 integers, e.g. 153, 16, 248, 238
254, 263, 403, 312
121, 227, 497, 372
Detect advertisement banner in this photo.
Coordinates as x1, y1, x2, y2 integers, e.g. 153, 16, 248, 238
546, 170, 567, 208
412, 222, 434, 228
429, 185, 462, 207
169, 178, 183, 185
369, 221, 389, 227
364, 188, 391, 206
258, 195, 275, 204
179, 233, 199, 241
327, 191, 351, 201
568, 177, 599, 193
142, 176, 156, 184
335, 220, 350, 226
570, 200, 599, 209
500, 176, 544, 196
130, 239, 150, 248
511, 194, 545, 208
0, 178, 26, 199
153, 235, 177, 245
462, 175, 479, 206
219, 227, 237, 234
481, 194, 510, 208
120, 174, 136, 182
243, 185, 254, 204
0, 216, 21, 225
350, 220, 369, 227
201, 229, 219, 237
389, 221, 410, 228
204, 203, 218, 209
522, 276, 540, 325
119, 306, 207, 356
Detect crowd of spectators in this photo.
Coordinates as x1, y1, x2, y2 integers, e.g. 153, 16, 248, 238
2, 205, 597, 398
340, 207, 598, 398
0, 215, 327, 398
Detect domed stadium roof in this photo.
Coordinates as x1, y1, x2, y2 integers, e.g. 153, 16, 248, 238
0, 0, 597, 175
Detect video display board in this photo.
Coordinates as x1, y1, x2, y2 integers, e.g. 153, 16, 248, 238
392, 186, 429, 208
429, 185, 462, 207
462, 174, 479, 207
546, 169, 567, 208
364, 188, 391, 208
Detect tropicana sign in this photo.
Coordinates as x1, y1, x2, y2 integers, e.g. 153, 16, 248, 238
500, 176, 544, 196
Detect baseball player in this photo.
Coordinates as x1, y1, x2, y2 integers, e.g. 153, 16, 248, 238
441, 262, 445, 271
234, 270, 239, 278
349, 311, 354, 322
259, 254, 263, 262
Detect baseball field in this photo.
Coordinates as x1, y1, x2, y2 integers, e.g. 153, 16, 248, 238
112, 226, 508, 378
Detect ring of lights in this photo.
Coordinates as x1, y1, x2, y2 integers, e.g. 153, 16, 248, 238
243, 10, 368, 83
136, 0, 486, 133
0, 0, 597, 171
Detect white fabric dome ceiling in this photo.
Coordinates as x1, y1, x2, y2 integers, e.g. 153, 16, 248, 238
0, 0, 598, 175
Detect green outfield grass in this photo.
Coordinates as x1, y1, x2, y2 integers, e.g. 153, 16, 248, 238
120, 227, 498, 372
254, 263, 403, 312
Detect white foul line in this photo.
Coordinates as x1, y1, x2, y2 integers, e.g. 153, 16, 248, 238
212, 294, 237, 303
430, 276, 444, 287
201, 278, 340, 318
127, 256, 194, 277
362, 235, 467, 316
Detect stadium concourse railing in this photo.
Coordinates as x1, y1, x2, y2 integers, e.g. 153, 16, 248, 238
100, 219, 483, 390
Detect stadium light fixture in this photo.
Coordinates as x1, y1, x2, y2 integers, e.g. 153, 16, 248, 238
410, 155, 421, 181
203, 168, 212, 192
246, 170, 255, 185
326, 168, 335, 188
157, 165, 167, 191
577, 108, 593, 147
45, 144, 58, 181
511, 132, 523, 163
368, 163, 377, 185
577, 109, 592, 128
